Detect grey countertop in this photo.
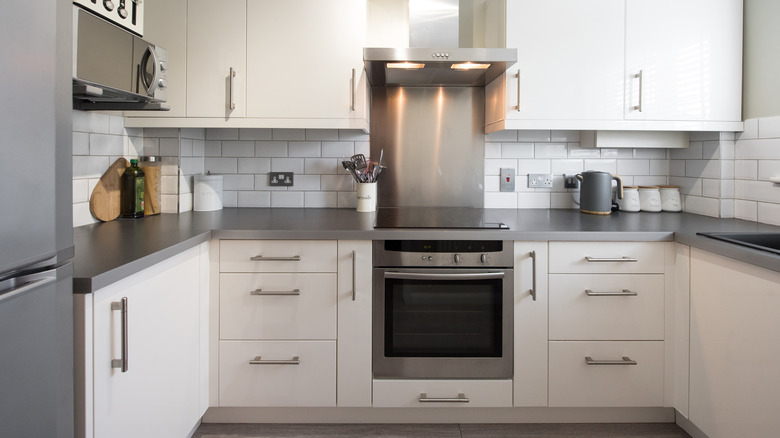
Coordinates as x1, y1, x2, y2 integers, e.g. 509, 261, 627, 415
72, 208, 780, 293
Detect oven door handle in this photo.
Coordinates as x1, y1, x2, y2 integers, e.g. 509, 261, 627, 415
384, 271, 505, 281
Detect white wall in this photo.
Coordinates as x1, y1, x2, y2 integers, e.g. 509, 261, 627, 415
743, 0, 780, 119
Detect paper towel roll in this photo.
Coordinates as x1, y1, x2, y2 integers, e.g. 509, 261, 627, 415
194, 174, 223, 211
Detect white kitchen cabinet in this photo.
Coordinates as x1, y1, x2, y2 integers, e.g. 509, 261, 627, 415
74, 244, 208, 438
688, 248, 780, 438
186, 0, 246, 118
485, 0, 743, 132
513, 242, 549, 407
246, 0, 367, 125
337, 241, 373, 407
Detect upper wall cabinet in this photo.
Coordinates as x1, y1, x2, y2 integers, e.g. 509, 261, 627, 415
125, 0, 368, 131
485, 0, 744, 133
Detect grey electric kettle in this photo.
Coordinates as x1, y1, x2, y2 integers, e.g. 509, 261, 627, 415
576, 171, 623, 215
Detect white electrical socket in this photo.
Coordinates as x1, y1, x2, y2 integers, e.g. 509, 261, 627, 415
528, 173, 553, 188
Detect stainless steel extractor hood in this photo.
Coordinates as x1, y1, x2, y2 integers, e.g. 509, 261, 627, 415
363, 0, 516, 86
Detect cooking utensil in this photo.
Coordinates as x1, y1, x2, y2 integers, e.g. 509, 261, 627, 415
89, 157, 129, 221
351, 153, 367, 170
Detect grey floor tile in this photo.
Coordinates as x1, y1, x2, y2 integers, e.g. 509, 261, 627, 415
459, 423, 691, 438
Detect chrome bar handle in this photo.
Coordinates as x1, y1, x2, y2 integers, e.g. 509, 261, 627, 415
529, 250, 537, 301
515, 69, 521, 111
249, 255, 302, 262
111, 297, 129, 373
351, 249, 357, 301
418, 393, 470, 403
250, 288, 301, 296
585, 356, 638, 366
632, 70, 643, 112
385, 271, 505, 281
350, 68, 356, 112
249, 356, 300, 365
229, 67, 236, 110
585, 256, 638, 263
586, 289, 638, 297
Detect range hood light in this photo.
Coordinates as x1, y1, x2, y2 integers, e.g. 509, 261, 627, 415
387, 62, 426, 70
450, 62, 491, 70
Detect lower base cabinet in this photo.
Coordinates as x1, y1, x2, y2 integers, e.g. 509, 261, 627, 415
372, 380, 513, 408
74, 244, 208, 438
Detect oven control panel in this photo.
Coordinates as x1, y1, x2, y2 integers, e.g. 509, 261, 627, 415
73, 0, 144, 36
374, 240, 514, 268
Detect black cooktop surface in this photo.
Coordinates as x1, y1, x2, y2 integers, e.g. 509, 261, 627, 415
374, 207, 509, 229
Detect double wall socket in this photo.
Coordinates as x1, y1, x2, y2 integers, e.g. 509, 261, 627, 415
269, 172, 294, 187
528, 173, 553, 188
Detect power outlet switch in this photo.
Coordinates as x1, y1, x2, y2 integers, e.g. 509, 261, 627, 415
528, 173, 553, 188
269, 172, 294, 187
500, 168, 515, 192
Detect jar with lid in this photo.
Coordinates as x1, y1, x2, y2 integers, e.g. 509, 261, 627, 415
660, 185, 682, 212
638, 186, 662, 212
139, 156, 162, 215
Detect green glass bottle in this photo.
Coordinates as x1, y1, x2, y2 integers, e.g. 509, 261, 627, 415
120, 159, 145, 218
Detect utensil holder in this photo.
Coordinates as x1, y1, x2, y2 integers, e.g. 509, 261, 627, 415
356, 183, 377, 212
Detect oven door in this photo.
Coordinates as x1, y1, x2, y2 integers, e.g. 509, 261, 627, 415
373, 268, 513, 379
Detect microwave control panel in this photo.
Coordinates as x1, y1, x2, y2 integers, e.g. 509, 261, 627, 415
73, 0, 144, 36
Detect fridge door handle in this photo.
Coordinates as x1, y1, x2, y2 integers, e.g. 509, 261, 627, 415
0, 277, 55, 304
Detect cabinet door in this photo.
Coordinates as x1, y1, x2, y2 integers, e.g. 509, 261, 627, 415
186, 0, 246, 117
501, 0, 624, 122
337, 241, 373, 407
624, 0, 742, 122
92, 247, 201, 438
513, 242, 548, 406
246, 0, 366, 122
689, 249, 780, 438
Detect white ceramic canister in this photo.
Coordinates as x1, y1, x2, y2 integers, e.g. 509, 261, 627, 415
660, 185, 682, 212
356, 183, 377, 212
617, 186, 641, 212
638, 186, 662, 212
193, 174, 224, 211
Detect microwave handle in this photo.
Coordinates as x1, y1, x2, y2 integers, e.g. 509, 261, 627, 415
384, 271, 505, 281
140, 45, 160, 95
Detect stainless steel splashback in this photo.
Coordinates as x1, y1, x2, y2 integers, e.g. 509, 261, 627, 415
370, 86, 485, 208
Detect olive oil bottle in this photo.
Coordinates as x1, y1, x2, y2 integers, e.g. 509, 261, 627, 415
120, 159, 145, 218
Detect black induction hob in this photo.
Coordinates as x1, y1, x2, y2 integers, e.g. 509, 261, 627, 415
374, 207, 509, 229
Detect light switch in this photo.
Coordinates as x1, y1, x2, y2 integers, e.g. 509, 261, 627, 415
500, 168, 515, 192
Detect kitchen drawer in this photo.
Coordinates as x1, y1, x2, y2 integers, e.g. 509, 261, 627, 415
548, 341, 664, 407
219, 340, 336, 407
549, 242, 665, 274
220, 273, 336, 340
372, 379, 512, 408
549, 274, 664, 340
220, 240, 337, 273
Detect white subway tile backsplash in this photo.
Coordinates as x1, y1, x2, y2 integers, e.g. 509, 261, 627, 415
517, 159, 550, 175
485, 130, 517, 142
305, 158, 339, 175
734, 199, 758, 221
486, 158, 519, 175
180, 139, 193, 157
73, 202, 97, 227
238, 191, 271, 207
180, 128, 206, 140
689, 132, 719, 141
551, 159, 583, 176
272, 129, 306, 141
758, 160, 780, 181
222, 141, 256, 157
551, 130, 580, 142
600, 148, 633, 159
669, 176, 702, 196
305, 191, 338, 208
289, 141, 321, 157
222, 191, 238, 208
338, 129, 370, 142
736, 138, 780, 159
633, 148, 667, 159
73, 155, 109, 179
517, 130, 551, 142
758, 115, 780, 139
255, 141, 288, 157
237, 158, 271, 174
533, 143, 567, 159
683, 195, 721, 217
721, 180, 735, 198
128, 135, 144, 157
89, 133, 124, 156
161, 194, 178, 213
306, 129, 339, 141
73, 179, 89, 203
669, 160, 686, 177
178, 192, 193, 212
160, 138, 180, 157
649, 160, 670, 176
144, 128, 179, 138
501, 143, 534, 159
583, 159, 617, 174
161, 175, 178, 194
143, 137, 161, 156
670, 141, 702, 160
738, 119, 758, 140
271, 191, 305, 208
567, 144, 601, 159
192, 139, 205, 157
204, 141, 222, 157
270, 158, 304, 173
485, 142, 502, 159
702, 179, 721, 198
292, 175, 321, 191
633, 176, 667, 187
757, 202, 780, 226
701, 141, 720, 160
518, 192, 551, 209
206, 128, 239, 140
551, 192, 578, 209
72, 111, 109, 134
337, 191, 357, 208
719, 199, 734, 218
322, 141, 354, 158
321, 174, 353, 191
735, 179, 780, 203
484, 192, 517, 209
355, 141, 371, 158
223, 174, 255, 191
735, 160, 758, 180
205, 157, 238, 174
484, 175, 500, 192
239, 128, 272, 141
180, 157, 204, 176
617, 159, 650, 176
685, 159, 720, 179
73, 132, 89, 155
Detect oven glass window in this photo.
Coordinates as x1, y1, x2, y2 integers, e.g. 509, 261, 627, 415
384, 277, 502, 357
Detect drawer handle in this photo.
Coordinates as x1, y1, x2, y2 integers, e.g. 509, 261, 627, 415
585, 356, 637, 366
249, 356, 300, 365
250, 288, 301, 296
418, 393, 469, 403
110, 297, 129, 373
249, 255, 302, 262
529, 250, 537, 301
585, 256, 638, 263
585, 289, 638, 297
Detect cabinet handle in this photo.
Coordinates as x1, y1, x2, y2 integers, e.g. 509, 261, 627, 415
529, 250, 537, 301
632, 70, 643, 112
585, 289, 638, 297
351, 249, 357, 301
418, 393, 470, 403
249, 255, 302, 262
351, 68, 356, 112
229, 67, 237, 110
249, 356, 300, 365
110, 297, 129, 373
515, 69, 521, 112
585, 256, 638, 263
585, 356, 638, 366
250, 288, 301, 296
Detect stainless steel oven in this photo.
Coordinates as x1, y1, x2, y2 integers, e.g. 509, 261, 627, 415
373, 240, 513, 379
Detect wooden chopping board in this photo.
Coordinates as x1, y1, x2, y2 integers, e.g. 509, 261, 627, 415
89, 157, 129, 222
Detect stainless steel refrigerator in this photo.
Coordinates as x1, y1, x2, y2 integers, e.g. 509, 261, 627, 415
0, 1, 75, 437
